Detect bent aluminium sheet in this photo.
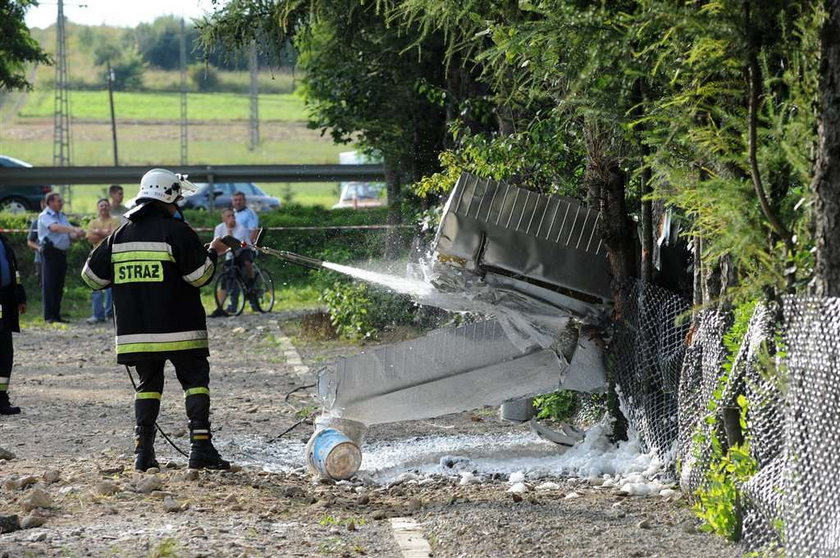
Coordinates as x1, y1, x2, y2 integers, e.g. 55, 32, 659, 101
319, 319, 567, 425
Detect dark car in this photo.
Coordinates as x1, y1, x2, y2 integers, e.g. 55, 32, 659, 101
177, 182, 281, 212
0, 155, 53, 213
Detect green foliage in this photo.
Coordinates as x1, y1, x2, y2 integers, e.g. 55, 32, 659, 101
147, 538, 181, 558
0, 0, 51, 91
320, 280, 418, 340
694, 396, 758, 541
17, 91, 307, 121
189, 64, 220, 92
0, 205, 408, 320
415, 114, 587, 203
321, 281, 376, 340
691, 302, 763, 541
109, 49, 147, 91
533, 390, 578, 421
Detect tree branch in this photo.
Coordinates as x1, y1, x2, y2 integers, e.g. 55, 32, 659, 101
745, 1, 794, 253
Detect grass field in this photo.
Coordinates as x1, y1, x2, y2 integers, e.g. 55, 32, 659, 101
0, 61, 352, 212
16, 90, 308, 121
59, 181, 340, 214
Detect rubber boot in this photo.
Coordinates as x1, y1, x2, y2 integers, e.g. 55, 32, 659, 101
188, 423, 230, 470
134, 425, 159, 472
134, 396, 161, 471
0, 391, 20, 415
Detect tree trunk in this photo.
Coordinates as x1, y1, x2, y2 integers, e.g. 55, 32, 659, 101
590, 160, 637, 320
813, 0, 840, 297
640, 166, 653, 283
384, 163, 403, 260
587, 156, 636, 443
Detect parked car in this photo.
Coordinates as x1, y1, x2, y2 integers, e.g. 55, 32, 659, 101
332, 181, 385, 209
0, 155, 53, 213
177, 182, 281, 212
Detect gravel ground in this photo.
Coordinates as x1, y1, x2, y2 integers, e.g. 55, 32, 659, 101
0, 311, 743, 557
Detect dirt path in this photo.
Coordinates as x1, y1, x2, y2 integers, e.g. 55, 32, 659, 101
0, 312, 742, 557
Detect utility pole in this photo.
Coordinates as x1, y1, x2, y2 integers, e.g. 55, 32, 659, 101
248, 40, 260, 151
179, 18, 188, 166
53, 0, 72, 205
106, 61, 118, 166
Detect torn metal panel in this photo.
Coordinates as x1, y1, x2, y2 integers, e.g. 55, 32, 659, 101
562, 333, 608, 394
434, 173, 613, 302
319, 319, 567, 425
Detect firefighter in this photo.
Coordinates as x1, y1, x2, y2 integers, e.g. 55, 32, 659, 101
0, 232, 26, 414
82, 168, 231, 471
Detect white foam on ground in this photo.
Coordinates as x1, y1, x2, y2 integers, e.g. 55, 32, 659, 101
228, 424, 671, 495
360, 424, 667, 486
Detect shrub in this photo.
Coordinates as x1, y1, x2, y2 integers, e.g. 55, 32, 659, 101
321, 280, 419, 340
533, 390, 578, 421
189, 64, 220, 92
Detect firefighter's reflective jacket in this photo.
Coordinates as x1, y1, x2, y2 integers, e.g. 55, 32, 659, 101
82, 202, 217, 364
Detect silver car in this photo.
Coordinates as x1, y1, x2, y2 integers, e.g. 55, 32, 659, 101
178, 182, 281, 212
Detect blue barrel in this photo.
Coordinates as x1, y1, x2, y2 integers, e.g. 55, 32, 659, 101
306, 428, 362, 480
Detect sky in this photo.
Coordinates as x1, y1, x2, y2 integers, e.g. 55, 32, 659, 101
25, 0, 220, 29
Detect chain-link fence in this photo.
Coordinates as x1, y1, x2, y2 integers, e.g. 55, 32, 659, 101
608, 284, 840, 555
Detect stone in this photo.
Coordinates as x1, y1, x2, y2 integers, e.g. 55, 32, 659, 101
680, 520, 698, 534
0, 447, 15, 460
511, 493, 523, 503
145, 467, 161, 474
20, 488, 54, 511
356, 494, 370, 506
3, 475, 37, 491
94, 481, 119, 496
659, 488, 678, 499
42, 470, 60, 484
136, 477, 162, 494
165, 461, 180, 470
282, 485, 305, 498
346, 521, 357, 532
407, 498, 422, 512
637, 519, 651, 529
20, 515, 46, 529
0, 514, 20, 534
371, 510, 386, 520
163, 496, 184, 513
184, 469, 200, 481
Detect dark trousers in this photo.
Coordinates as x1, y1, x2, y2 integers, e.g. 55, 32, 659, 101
133, 354, 212, 429
0, 329, 12, 380
41, 247, 67, 321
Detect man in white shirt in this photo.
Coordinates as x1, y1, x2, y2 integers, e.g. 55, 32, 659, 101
210, 208, 252, 317
231, 191, 259, 244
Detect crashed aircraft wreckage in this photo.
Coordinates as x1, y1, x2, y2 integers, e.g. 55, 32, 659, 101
275, 172, 617, 479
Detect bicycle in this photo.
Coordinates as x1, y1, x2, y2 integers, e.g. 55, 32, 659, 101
213, 256, 275, 316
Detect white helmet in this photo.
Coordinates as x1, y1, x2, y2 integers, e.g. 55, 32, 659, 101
137, 168, 198, 204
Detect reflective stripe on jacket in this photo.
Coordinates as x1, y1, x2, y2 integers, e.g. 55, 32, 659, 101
81, 203, 217, 363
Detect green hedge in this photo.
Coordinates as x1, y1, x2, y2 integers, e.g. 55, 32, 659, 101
0, 204, 413, 308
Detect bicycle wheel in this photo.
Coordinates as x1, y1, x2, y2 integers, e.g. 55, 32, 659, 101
214, 270, 246, 316
251, 267, 275, 313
